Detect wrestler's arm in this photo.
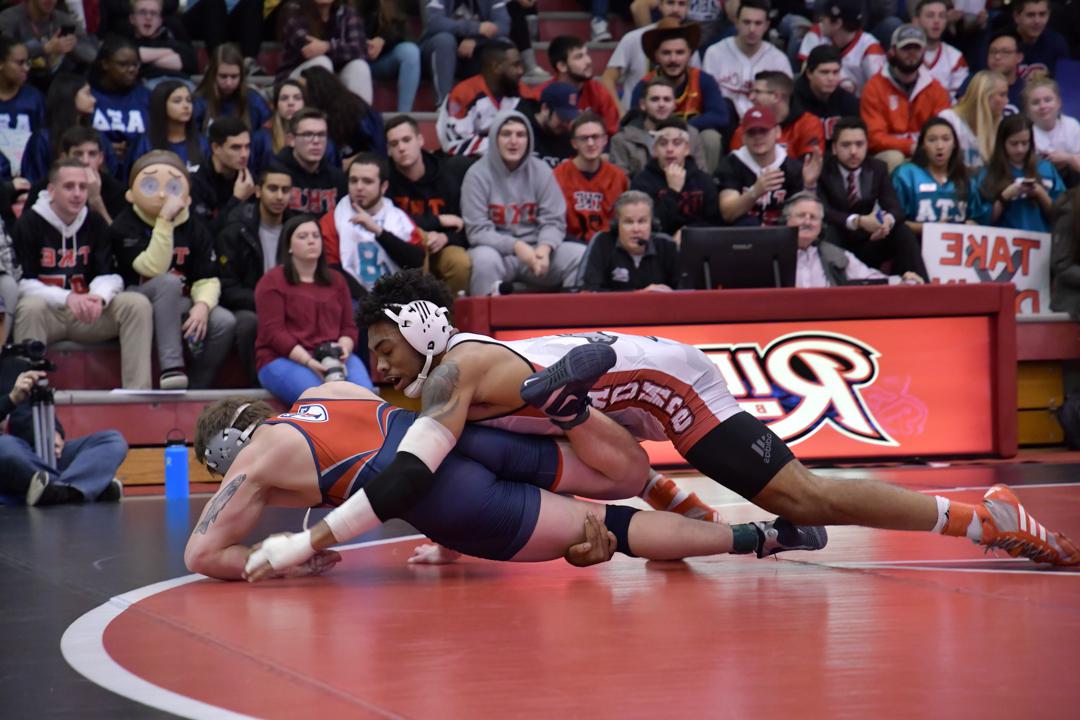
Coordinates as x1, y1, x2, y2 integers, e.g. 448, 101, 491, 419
245, 359, 483, 581
185, 454, 339, 581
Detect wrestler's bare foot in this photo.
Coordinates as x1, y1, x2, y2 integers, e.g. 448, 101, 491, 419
408, 543, 462, 564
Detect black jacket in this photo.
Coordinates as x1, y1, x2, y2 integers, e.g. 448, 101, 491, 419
109, 207, 217, 289
275, 147, 347, 216
630, 158, 719, 235
818, 155, 905, 245
386, 150, 474, 248
582, 232, 680, 292
191, 161, 245, 238
214, 201, 297, 312
793, 74, 861, 140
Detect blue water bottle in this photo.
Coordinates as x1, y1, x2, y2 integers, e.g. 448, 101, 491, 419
164, 429, 189, 499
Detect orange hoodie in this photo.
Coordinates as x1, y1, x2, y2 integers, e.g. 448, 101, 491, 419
860, 68, 950, 156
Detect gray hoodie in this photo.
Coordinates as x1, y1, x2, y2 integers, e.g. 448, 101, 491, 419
461, 109, 567, 254
609, 116, 709, 178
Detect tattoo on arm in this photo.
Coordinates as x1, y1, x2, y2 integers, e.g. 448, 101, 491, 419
195, 474, 246, 535
420, 361, 461, 424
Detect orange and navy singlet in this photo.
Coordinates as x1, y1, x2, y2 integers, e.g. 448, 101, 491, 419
265, 397, 564, 560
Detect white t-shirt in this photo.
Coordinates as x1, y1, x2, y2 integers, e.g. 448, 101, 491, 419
607, 23, 702, 111
1034, 115, 1080, 156
923, 42, 969, 101
703, 37, 794, 118
798, 27, 885, 96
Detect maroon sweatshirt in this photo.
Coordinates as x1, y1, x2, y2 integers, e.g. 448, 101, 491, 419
254, 266, 359, 371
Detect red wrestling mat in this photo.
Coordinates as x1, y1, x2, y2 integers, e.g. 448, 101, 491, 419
63, 483, 1080, 719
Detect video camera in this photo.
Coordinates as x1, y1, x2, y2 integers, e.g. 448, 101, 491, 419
1, 340, 57, 468
1, 340, 57, 373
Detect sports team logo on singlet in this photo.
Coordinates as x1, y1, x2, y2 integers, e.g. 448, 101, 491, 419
699, 331, 897, 447
278, 404, 329, 423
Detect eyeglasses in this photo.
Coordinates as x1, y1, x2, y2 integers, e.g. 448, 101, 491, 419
572, 133, 606, 144
294, 131, 327, 141
7, 58, 31, 67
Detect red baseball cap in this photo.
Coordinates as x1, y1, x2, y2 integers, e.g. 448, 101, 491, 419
741, 105, 778, 132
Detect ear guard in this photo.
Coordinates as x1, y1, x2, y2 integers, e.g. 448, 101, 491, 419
204, 403, 259, 475
383, 300, 453, 398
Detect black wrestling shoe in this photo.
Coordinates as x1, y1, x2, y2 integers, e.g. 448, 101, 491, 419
26, 472, 81, 506
754, 517, 828, 558
520, 343, 617, 429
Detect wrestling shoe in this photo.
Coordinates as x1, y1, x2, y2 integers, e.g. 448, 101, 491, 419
753, 517, 828, 558
520, 343, 616, 429
978, 484, 1080, 566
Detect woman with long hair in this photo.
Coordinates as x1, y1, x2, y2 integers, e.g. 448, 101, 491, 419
20, 74, 119, 183
1051, 188, 1080, 319
194, 44, 272, 133
269, 80, 306, 155
1024, 77, 1080, 188
971, 114, 1065, 232
277, 0, 372, 104
937, 70, 1008, 170
299, 65, 384, 161
0, 37, 44, 136
353, 0, 420, 112
89, 36, 152, 167
254, 215, 373, 404
129, 80, 210, 171
892, 117, 976, 238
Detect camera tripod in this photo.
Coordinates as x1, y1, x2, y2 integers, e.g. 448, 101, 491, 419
29, 378, 56, 470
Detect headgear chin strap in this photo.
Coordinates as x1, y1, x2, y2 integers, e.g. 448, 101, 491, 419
203, 403, 260, 475
383, 300, 453, 398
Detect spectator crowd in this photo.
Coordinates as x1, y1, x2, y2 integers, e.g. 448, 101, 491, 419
0, 0, 1078, 415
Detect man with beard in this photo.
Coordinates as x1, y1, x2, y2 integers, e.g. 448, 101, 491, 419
793, 46, 861, 142
437, 41, 524, 157
610, 77, 708, 176
215, 165, 295, 384
522, 82, 578, 169
320, 154, 425, 295
860, 24, 950, 172
526, 35, 620, 137
717, 104, 821, 226
630, 117, 719, 236
602, 0, 694, 112
385, 116, 473, 297
629, 19, 728, 173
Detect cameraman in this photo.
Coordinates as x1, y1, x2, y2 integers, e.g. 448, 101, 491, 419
0, 316, 129, 506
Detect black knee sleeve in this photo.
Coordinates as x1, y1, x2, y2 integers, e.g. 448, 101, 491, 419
603, 504, 641, 557
364, 452, 436, 520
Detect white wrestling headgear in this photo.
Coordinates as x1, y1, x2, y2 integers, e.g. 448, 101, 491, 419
383, 300, 453, 398
203, 402, 259, 474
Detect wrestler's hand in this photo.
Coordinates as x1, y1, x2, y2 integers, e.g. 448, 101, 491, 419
243, 531, 316, 582
270, 550, 343, 579
564, 513, 617, 567
407, 542, 462, 564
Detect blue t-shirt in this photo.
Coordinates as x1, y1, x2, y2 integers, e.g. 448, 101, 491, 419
0, 84, 45, 134
193, 88, 272, 132
892, 162, 977, 225
91, 85, 151, 141
970, 158, 1065, 233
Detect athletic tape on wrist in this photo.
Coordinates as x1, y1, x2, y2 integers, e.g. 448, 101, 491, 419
323, 489, 379, 541
245, 530, 314, 575
397, 416, 457, 472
